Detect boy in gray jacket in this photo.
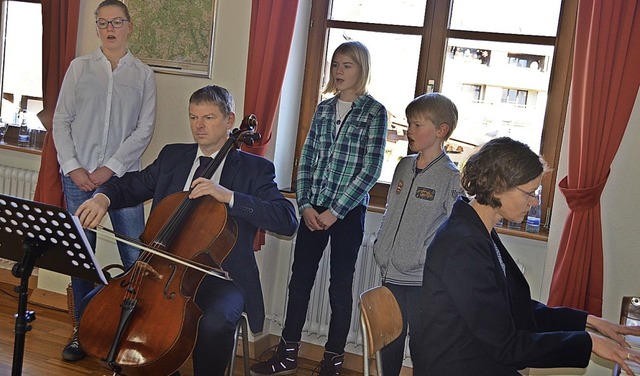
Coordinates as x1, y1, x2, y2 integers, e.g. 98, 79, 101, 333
373, 93, 465, 375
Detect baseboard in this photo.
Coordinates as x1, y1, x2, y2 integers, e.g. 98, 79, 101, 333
0, 264, 37, 287
29, 288, 69, 311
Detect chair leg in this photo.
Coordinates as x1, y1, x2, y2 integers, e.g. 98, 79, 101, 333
227, 313, 250, 376
375, 350, 384, 376
227, 319, 242, 376
240, 314, 250, 376
361, 311, 370, 376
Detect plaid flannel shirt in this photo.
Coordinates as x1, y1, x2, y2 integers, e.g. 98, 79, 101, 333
296, 93, 387, 219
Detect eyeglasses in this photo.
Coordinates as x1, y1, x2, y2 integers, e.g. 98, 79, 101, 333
515, 186, 541, 199
96, 18, 129, 29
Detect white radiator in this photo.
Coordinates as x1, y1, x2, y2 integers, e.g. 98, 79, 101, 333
0, 165, 38, 200
286, 232, 381, 353
0, 165, 39, 270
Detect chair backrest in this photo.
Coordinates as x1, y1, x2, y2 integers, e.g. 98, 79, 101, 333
360, 285, 403, 371
619, 297, 640, 325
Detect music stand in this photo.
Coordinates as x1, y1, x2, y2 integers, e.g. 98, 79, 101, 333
0, 194, 107, 376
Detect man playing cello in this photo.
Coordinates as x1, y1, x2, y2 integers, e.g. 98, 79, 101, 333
74, 85, 298, 375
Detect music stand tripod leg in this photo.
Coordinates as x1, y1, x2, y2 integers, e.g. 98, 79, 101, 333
11, 239, 45, 376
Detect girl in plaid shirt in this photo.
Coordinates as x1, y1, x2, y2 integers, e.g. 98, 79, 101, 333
251, 41, 387, 375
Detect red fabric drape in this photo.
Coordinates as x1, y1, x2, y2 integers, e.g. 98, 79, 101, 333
242, 0, 298, 250
548, 0, 640, 315
33, 0, 80, 206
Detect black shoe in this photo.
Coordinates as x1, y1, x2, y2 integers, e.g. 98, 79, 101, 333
315, 351, 344, 376
250, 338, 299, 376
62, 335, 86, 361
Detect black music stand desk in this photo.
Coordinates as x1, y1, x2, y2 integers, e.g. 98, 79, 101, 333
0, 194, 107, 376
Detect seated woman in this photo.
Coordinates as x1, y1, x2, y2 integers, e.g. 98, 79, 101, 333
412, 137, 640, 375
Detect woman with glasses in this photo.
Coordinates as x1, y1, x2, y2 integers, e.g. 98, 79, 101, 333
412, 137, 640, 375
53, 0, 156, 362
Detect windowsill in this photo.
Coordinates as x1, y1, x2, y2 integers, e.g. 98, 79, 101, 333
281, 191, 549, 242
495, 224, 548, 241
0, 125, 45, 155
0, 142, 42, 155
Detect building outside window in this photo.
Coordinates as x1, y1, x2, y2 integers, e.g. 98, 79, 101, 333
0, 0, 45, 136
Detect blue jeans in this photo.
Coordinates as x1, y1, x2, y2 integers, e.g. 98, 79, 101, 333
380, 283, 422, 376
62, 175, 144, 322
282, 205, 365, 354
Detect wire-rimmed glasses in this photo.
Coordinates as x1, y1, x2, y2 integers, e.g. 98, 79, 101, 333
95, 18, 129, 29
516, 186, 541, 200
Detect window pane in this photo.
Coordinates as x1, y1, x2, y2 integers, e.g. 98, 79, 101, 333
330, 0, 428, 27
450, 0, 562, 37
441, 39, 554, 159
324, 29, 421, 183
1, 1, 44, 129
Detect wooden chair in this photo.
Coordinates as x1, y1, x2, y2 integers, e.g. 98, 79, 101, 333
360, 286, 403, 376
613, 296, 640, 375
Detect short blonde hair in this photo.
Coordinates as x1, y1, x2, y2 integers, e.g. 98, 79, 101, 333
405, 93, 458, 140
323, 41, 371, 97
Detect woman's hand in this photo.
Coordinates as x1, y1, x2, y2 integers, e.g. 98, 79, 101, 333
587, 315, 640, 347
590, 332, 640, 375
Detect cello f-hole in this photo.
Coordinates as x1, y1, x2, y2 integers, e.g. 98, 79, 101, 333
164, 264, 177, 300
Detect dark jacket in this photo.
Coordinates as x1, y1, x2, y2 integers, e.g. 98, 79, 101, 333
412, 197, 591, 375
99, 143, 298, 332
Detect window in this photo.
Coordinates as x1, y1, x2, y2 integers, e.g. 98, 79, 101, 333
462, 84, 483, 103
0, 0, 45, 146
294, 0, 577, 229
501, 89, 528, 106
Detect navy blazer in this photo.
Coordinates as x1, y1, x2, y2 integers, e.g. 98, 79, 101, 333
412, 197, 591, 375
98, 143, 298, 332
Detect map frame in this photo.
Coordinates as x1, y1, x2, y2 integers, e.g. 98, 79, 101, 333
123, 0, 217, 78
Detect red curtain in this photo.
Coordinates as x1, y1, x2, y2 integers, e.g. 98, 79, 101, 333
548, 0, 640, 315
242, 0, 299, 250
33, 0, 80, 206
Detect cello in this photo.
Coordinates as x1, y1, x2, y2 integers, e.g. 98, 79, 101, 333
78, 115, 260, 376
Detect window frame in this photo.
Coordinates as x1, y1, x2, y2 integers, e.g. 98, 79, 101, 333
292, 0, 578, 232
0, 0, 45, 153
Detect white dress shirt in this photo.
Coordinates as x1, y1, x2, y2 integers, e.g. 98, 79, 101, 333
53, 48, 157, 177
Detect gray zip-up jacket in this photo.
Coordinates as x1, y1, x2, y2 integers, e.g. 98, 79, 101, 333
373, 152, 464, 285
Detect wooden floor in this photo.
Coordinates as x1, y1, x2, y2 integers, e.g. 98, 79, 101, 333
0, 282, 362, 376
